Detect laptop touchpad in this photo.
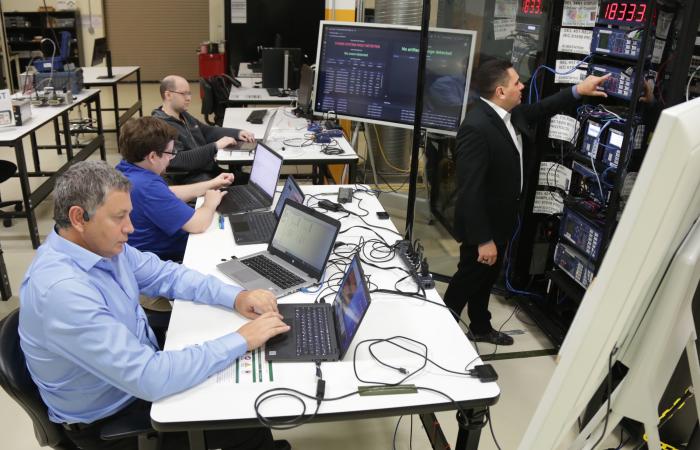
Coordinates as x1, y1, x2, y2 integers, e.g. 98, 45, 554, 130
234, 267, 259, 282
232, 221, 249, 232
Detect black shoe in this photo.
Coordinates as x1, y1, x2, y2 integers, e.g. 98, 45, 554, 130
467, 329, 514, 346
274, 440, 291, 450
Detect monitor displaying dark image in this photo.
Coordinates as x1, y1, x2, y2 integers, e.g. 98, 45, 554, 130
91, 37, 108, 66
313, 21, 476, 135
262, 47, 302, 90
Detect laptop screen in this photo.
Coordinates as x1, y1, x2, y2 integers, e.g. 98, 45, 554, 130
332, 254, 371, 357
270, 201, 339, 277
249, 144, 282, 198
274, 176, 304, 219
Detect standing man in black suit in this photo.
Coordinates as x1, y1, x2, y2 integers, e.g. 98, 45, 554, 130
444, 59, 609, 345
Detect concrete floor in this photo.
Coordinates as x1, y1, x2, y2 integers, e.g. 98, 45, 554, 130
0, 81, 631, 449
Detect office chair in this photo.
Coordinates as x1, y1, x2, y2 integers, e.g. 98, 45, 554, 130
200, 78, 216, 126
0, 160, 23, 227
0, 309, 160, 450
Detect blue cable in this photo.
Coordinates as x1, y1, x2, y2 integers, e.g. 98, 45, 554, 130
528, 55, 592, 104
503, 215, 542, 299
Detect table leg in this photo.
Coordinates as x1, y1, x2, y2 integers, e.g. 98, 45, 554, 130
349, 160, 357, 183
112, 84, 120, 140
187, 430, 207, 450
95, 95, 107, 160
14, 140, 41, 249
136, 68, 143, 117
29, 132, 40, 173
0, 242, 12, 300
454, 408, 488, 450
53, 118, 63, 155
62, 112, 74, 160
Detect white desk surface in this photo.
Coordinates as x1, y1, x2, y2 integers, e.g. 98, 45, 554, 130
0, 89, 100, 143
151, 185, 499, 426
228, 77, 298, 102
217, 107, 358, 163
81, 66, 140, 84
237, 62, 259, 78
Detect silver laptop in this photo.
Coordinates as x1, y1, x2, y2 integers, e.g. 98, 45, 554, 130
217, 200, 340, 297
217, 143, 283, 215
228, 175, 304, 245
227, 109, 278, 151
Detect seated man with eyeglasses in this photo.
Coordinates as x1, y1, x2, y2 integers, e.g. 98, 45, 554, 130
116, 117, 233, 263
152, 74, 256, 184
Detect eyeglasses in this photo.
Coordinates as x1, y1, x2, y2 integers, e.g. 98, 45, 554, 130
162, 150, 177, 156
166, 90, 192, 98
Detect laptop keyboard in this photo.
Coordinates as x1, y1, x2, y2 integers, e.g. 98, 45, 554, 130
294, 306, 333, 357
248, 212, 276, 241
228, 187, 263, 210
240, 255, 305, 290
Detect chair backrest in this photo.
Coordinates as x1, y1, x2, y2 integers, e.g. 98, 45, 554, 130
199, 78, 215, 118
0, 309, 78, 449
0, 160, 17, 184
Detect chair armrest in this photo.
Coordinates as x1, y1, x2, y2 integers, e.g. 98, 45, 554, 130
99, 412, 154, 440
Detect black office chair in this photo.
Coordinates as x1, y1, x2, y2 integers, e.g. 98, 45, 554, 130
200, 78, 216, 126
0, 160, 23, 227
0, 309, 160, 450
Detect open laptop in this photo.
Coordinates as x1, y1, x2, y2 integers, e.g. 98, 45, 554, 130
228, 175, 304, 245
266, 253, 371, 362
217, 200, 340, 297
217, 143, 283, 215
226, 109, 278, 151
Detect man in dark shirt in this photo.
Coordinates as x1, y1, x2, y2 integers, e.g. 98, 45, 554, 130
152, 75, 256, 184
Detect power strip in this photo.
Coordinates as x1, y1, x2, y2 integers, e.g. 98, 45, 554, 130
395, 240, 435, 290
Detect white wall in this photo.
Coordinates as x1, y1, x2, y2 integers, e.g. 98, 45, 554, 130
1, 0, 105, 65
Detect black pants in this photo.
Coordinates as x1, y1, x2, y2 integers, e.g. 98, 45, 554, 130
64, 399, 274, 450
443, 242, 506, 334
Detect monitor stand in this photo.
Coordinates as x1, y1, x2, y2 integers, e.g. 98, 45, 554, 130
97, 51, 114, 79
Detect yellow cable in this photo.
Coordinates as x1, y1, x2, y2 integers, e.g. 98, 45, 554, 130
371, 124, 411, 173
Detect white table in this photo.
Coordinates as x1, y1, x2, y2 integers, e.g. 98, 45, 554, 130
228, 77, 298, 104
81, 66, 142, 138
236, 61, 260, 78
218, 107, 358, 184
0, 88, 105, 248
151, 185, 499, 450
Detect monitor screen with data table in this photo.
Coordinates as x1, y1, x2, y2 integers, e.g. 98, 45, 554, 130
313, 21, 476, 136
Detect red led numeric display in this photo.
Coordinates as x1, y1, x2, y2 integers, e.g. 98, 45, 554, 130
600, 1, 648, 24
521, 0, 543, 15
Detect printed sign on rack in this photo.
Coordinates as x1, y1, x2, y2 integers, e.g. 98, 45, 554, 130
651, 39, 666, 64
548, 114, 579, 143
230, 0, 247, 24
494, 18, 516, 40
656, 11, 673, 39
494, 0, 517, 18
558, 28, 594, 55
554, 59, 588, 84
538, 162, 572, 192
562, 0, 598, 27
533, 191, 564, 215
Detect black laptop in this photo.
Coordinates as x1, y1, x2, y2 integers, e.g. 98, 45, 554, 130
226, 110, 278, 151
217, 143, 283, 215
229, 175, 304, 245
266, 253, 371, 362
217, 200, 340, 297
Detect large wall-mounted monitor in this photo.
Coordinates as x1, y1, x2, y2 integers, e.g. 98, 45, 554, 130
312, 21, 476, 136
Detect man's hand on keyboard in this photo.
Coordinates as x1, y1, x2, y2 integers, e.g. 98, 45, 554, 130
234, 289, 279, 319
236, 311, 290, 350
202, 189, 226, 210
216, 136, 237, 149
237, 130, 256, 143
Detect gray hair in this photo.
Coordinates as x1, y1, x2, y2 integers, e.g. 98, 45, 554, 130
53, 161, 131, 229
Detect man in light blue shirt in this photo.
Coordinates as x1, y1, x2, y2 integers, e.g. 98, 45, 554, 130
19, 161, 290, 450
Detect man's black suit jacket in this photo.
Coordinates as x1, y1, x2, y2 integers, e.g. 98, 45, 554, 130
453, 89, 577, 245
